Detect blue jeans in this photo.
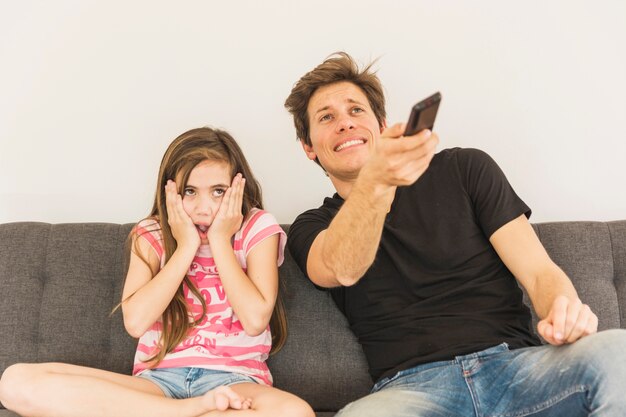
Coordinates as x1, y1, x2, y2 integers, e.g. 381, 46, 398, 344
336, 329, 626, 416
136, 367, 258, 398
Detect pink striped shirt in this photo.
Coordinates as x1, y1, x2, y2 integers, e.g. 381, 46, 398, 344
131, 208, 286, 386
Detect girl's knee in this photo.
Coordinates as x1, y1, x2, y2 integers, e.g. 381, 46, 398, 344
0, 363, 35, 411
274, 397, 315, 417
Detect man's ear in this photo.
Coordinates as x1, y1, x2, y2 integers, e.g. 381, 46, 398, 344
300, 139, 318, 162
380, 118, 387, 133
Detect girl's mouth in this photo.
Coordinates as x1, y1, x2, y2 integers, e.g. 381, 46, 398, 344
196, 224, 209, 233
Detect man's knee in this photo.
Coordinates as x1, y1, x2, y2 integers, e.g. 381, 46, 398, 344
574, 329, 626, 361
336, 389, 449, 417
585, 329, 626, 371
556, 329, 626, 389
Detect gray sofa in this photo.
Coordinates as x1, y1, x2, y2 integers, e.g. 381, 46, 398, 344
1, 220, 626, 416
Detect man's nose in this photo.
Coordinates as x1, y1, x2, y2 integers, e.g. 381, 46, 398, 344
336, 115, 355, 132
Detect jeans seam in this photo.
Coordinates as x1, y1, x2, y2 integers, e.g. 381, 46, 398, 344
185, 368, 196, 398
371, 373, 400, 393
493, 384, 589, 417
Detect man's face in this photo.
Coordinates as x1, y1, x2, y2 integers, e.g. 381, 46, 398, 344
303, 81, 384, 185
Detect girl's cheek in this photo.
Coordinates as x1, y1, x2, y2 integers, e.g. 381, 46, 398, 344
181, 199, 194, 216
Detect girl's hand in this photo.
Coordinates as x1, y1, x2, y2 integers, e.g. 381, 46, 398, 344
165, 180, 201, 251
208, 173, 245, 244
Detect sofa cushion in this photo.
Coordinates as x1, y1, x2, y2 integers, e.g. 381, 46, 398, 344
268, 231, 372, 410
0, 223, 136, 375
529, 221, 622, 332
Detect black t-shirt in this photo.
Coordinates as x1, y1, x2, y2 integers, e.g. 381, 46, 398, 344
288, 148, 542, 382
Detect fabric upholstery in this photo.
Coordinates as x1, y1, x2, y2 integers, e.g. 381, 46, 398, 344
1, 220, 625, 416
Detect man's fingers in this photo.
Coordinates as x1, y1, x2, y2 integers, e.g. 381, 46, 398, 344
562, 298, 582, 339
541, 296, 598, 345
550, 296, 570, 342
381, 122, 406, 139
566, 304, 598, 343
565, 305, 588, 343
587, 312, 599, 336
537, 319, 562, 345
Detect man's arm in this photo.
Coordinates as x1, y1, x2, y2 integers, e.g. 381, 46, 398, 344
307, 125, 438, 287
306, 175, 393, 287
490, 214, 598, 345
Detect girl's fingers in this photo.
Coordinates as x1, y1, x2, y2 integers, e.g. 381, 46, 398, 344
165, 181, 184, 220
165, 181, 177, 218
229, 174, 244, 216
225, 174, 243, 216
236, 177, 245, 214
220, 184, 233, 215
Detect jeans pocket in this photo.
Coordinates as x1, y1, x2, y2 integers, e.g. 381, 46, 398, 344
371, 369, 408, 393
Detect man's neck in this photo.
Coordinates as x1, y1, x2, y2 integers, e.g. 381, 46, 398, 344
329, 176, 354, 200
330, 171, 396, 212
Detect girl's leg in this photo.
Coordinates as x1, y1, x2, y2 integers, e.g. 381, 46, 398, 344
199, 383, 314, 417
0, 362, 246, 417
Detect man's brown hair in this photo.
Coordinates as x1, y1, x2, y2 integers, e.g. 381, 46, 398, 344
284, 51, 386, 147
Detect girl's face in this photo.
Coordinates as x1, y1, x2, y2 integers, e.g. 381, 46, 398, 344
179, 160, 232, 240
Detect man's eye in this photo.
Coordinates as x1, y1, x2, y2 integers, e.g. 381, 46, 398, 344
320, 114, 332, 122
183, 189, 195, 196
351, 107, 364, 114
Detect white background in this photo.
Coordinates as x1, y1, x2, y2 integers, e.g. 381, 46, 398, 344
2, 0, 625, 225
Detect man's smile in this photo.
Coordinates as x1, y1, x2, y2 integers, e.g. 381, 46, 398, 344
334, 138, 366, 152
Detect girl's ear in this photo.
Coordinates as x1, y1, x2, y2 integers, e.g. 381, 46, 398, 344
300, 139, 317, 162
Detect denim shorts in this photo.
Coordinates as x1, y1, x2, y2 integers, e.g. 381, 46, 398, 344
136, 367, 258, 399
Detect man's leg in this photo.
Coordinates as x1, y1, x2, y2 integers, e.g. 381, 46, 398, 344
335, 359, 475, 417
466, 329, 626, 416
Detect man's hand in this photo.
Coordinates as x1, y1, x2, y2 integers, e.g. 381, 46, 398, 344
359, 123, 439, 189
537, 295, 598, 345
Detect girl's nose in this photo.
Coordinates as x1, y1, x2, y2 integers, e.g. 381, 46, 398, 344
195, 194, 214, 214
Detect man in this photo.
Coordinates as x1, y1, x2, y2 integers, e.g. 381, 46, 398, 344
284, 52, 626, 416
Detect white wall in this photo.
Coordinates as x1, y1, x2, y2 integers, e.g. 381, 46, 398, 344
2, 0, 625, 225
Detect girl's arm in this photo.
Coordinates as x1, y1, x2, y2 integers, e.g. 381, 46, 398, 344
208, 174, 280, 336
211, 234, 280, 336
121, 180, 200, 338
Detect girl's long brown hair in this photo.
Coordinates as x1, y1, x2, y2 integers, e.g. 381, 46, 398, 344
129, 127, 287, 367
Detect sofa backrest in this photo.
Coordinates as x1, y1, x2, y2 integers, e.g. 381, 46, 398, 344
530, 221, 626, 331
0, 223, 136, 374
0, 222, 371, 411
1, 220, 625, 412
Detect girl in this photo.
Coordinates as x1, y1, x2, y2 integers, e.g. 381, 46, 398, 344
0, 127, 314, 417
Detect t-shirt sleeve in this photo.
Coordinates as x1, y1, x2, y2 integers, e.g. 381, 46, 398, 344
456, 148, 531, 238
241, 210, 287, 266
287, 206, 334, 279
133, 218, 165, 268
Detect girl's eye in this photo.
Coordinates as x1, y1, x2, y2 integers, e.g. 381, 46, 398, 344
212, 188, 226, 198
183, 188, 195, 196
